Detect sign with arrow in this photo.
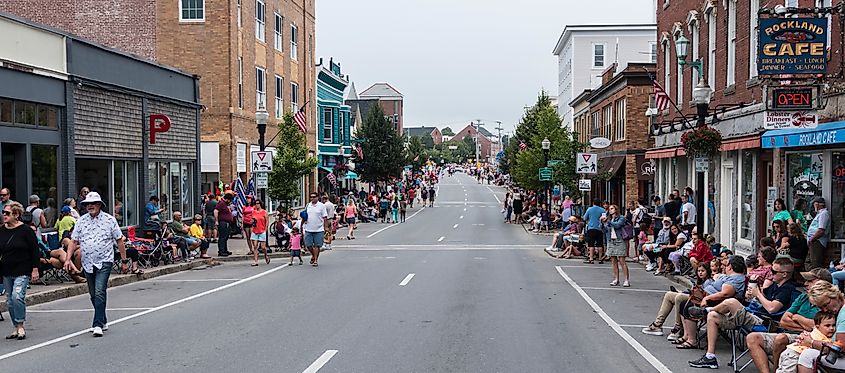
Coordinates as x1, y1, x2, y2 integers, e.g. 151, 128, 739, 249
251, 151, 272, 173
576, 153, 597, 174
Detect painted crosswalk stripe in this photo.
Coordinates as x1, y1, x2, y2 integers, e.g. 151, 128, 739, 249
399, 273, 416, 286
303, 350, 339, 373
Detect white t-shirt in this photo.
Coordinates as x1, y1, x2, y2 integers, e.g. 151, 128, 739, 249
682, 202, 697, 225
303, 202, 327, 233
324, 201, 336, 219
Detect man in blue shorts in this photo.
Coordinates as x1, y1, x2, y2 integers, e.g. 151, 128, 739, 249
582, 199, 606, 264
303, 193, 327, 267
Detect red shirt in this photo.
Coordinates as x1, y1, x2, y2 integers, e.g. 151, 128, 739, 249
252, 209, 267, 234
688, 241, 714, 262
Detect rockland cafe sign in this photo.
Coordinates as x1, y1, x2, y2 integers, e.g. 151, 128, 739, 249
758, 18, 829, 75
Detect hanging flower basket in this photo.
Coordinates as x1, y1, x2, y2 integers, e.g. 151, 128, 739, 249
333, 163, 349, 173
681, 126, 722, 158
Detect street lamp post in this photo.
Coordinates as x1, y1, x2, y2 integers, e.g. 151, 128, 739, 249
256, 104, 270, 206
542, 137, 551, 214
676, 34, 712, 234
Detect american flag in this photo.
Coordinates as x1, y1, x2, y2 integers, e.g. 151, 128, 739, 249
293, 106, 307, 133
327, 172, 337, 187
652, 79, 671, 112
232, 177, 248, 213
519, 142, 527, 151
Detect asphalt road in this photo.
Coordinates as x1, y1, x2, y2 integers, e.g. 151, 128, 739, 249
0, 172, 740, 372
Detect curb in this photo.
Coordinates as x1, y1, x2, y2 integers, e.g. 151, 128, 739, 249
543, 249, 694, 288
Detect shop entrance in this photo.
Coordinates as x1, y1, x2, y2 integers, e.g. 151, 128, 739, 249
1, 143, 26, 202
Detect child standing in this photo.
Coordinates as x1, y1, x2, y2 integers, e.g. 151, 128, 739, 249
779, 311, 836, 373
399, 195, 407, 223
289, 227, 304, 266
636, 223, 651, 264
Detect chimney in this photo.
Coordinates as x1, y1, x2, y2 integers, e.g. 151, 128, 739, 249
601, 63, 617, 85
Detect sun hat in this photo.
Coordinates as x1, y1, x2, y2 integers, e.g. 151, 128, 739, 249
80, 191, 104, 206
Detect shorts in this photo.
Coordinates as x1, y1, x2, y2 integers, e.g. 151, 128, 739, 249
585, 229, 604, 247
183, 237, 199, 246
759, 332, 797, 354
250, 232, 267, 241
346, 217, 356, 225
303, 231, 324, 247
718, 307, 763, 330
798, 348, 845, 369
290, 249, 301, 257
776, 348, 800, 373
203, 216, 216, 229
243, 221, 255, 229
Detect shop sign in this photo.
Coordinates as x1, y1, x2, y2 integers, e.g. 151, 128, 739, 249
578, 179, 591, 191
758, 18, 829, 75
770, 87, 817, 110
792, 171, 821, 198
576, 153, 597, 174
834, 165, 845, 182
589, 137, 611, 149
764, 111, 819, 130
236, 144, 247, 172
148, 114, 171, 144
635, 155, 655, 181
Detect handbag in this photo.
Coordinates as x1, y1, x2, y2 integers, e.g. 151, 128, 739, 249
620, 222, 635, 241
689, 285, 707, 305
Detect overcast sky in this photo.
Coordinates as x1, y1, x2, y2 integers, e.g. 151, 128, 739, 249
315, 0, 654, 134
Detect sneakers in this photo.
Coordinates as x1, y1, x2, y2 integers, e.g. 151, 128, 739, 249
641, 323, 664, 336
687, 306, 709, 319
689, 355, 719, 369
622, 280, 630, 287
667, 331, 683, 342
645, 263, 656, 271
92, 326, 103, 337
610, 279, 619, 286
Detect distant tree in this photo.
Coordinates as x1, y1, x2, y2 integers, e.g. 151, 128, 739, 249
406, 136, 426, 170
501, 134, 510, 149
441, 127, 455, 136
420, 133, 435, 149
268, 112, 319, 208
354, 104, 404, 183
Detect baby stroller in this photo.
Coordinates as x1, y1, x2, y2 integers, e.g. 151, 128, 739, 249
269, 219, 291, 251
128, 222, 174, 268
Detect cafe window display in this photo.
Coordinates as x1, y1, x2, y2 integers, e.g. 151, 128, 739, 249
787, 152, 823, 230
740, 151, 755, 241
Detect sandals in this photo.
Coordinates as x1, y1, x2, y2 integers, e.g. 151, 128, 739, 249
675, 340, 697, 349
251, 263, 259, 267
583, 260, 594, 264
5, 333, 18, 340
131, 268, 145, 275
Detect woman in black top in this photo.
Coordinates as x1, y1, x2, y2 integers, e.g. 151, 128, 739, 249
0, 201, 39, 340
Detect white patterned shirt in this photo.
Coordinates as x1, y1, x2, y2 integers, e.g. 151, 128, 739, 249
71, 211, 123, 273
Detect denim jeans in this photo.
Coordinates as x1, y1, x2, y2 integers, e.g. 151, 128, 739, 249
218, 221, 230, 254
4, 275, 30, 326
832, 270, 845, 287
84, 263, 112, 328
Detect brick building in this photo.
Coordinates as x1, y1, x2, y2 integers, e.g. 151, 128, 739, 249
404, 127, 444, 145
349, 83, 404, 135
1, 0, 319, 208
646, 0, 845, 256
577, 62, 656, 208
452, 124, 496, 164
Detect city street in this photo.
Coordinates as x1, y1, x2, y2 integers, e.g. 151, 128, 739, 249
1, 172, 732, 372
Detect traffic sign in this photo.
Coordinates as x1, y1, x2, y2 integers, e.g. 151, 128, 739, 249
576, 153, 597, 174
251, 151, 272, 172
255, 173, 268, 189
578, 179, 591, 191
695, 157, 710, 173
547, 160, 562, 167
538, 167, 553, 181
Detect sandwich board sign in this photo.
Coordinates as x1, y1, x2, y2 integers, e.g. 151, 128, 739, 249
576, 153, 597, 174
251, 151, 272, 172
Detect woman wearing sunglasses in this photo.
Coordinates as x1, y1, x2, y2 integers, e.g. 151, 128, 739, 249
0, 201, 40, 340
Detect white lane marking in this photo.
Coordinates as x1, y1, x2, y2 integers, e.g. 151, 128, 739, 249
0, 263, 290, 362
464, 198, 468, 201
452, 224, 459, 229
486, 186, 501, 203
334, 244, 547, 248
367, 206, 426, 238
472, 224, 485, 226
580, 287, 670, 294
619, 324, 675, 329
555, 266, 671, 373
303, 350, 339, 373
463, 208, 467, 211
151, 278, 242, 282
554, 265, 613, 269
473, 257, 488, 260
27, 307, 153, 313
438, 236, 445, 242
460, 215, 464, 219
399, 273, 416, 286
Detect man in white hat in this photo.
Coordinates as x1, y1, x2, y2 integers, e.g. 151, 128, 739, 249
65, 191, 128, 337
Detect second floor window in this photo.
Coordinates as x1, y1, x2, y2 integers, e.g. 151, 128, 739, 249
274, 13, 283, 51
290, 82, 299, 112
290, 24, 298, 60
323, 108, 333, 142
256, 66, 266, 108
275, 75, 283, 119
593, 44, 605, 68
255, 0, 265, 42
180, 0, 204, 21
614, 98, 625, 140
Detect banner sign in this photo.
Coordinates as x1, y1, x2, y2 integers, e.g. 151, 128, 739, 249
635, 155, 655, 181
758, 17, 829, 75
764, 111, 819, 129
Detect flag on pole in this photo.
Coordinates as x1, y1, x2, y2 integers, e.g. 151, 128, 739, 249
519, 142, 527, 151
652, 79, 671, 112
327, 172, 337, 187
232, 177, 247, 213
293, 106, 307, 133
246, 177, 255, 197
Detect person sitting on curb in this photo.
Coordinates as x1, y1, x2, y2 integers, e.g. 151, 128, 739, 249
744, 268, 829, 373
687, 257, 797, 369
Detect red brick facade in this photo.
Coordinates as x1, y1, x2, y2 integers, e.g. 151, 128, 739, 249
452, 125, 494, 162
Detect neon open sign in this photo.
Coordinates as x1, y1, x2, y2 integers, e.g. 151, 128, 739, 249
771, 88, 814, 110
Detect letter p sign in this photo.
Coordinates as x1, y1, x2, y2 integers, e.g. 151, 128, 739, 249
149, 114, 171, 144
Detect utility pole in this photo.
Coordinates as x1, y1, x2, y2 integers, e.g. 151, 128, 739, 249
495, 120, 503, 157
474, 119, 482, 164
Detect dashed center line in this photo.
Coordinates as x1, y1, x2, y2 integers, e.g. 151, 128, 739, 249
438, 236, 445, 242
460, 215, 464, 219
453, 223, 459, 229
399, 273, 416, 286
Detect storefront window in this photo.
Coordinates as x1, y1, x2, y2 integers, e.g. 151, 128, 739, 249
114, 161, 125, 226
740, 151, 754, 241
76, 159, 111, 207
31, 145, 57, 204
14, 102, 35, 125
147, 161, 195, 221
125, 161, 138, 226
831, 152, 845, 239
170, 162, 181, 216
77, 159, 139, 226
37, 105, 58, 128
787, 152, 822, 226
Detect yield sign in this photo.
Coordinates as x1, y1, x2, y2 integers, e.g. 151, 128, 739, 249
576, 152, 597, 174
251, 151, 273, 172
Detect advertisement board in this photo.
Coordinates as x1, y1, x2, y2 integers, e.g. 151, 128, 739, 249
758, 17, 828, 75
764, 111, 819, 129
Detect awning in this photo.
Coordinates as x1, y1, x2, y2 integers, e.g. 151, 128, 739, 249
319, 166, 334, 173
345, 171, 358, 180
596, 156, 625, 176
762, 120, 845, 149
720, 136, 760, 151
644, 148, 679, 159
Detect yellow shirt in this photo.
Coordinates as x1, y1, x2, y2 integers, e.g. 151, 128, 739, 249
788, 328, 831, 354
55, 216, 76, 237
189, 223, 205, 239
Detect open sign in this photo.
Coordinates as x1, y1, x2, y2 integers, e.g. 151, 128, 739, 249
771, 87, 815, 110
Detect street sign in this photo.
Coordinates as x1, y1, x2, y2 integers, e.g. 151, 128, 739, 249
538, 167, 553, 181
255, 173, 268, 189
448, 145, 458, 150
589, 137, 611, 149
695, 157, 710, 173
547, 160, 562, 167
251, 151, 272, 172
764, 110, 819, 129
576, 153, 597, 174
578, 179, 591, 191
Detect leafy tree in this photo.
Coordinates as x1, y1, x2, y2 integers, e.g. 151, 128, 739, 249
354, 104, 404, 183
268, 112, 319, 207
441, 127, 455, 136
406, 136, 426, 170
420, 133, 435, 149
501, 134, 510, 149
